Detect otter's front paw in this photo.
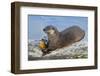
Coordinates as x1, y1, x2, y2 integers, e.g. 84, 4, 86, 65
42, 49, 51, 56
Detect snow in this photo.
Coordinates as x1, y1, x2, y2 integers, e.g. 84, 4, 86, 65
28, 40, 88, 60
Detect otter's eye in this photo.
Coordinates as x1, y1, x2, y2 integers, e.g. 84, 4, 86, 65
52, 27, 55, 30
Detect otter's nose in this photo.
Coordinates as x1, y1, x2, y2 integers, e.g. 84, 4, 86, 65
43, 28, 46, 31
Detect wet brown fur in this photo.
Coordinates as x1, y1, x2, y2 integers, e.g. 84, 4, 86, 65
43, 25, 85, 55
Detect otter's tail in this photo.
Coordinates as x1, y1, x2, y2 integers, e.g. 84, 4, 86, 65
77, 30, 85, 42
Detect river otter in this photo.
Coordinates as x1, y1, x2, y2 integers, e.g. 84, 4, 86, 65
43, 25, 85, 55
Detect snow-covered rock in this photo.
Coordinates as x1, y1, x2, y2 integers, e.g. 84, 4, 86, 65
28, 40, 88, 60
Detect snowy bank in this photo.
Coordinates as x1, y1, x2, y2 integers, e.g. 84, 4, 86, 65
28, 41, 88, 60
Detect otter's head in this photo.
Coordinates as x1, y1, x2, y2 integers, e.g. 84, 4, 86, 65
43, 25, 58, 35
